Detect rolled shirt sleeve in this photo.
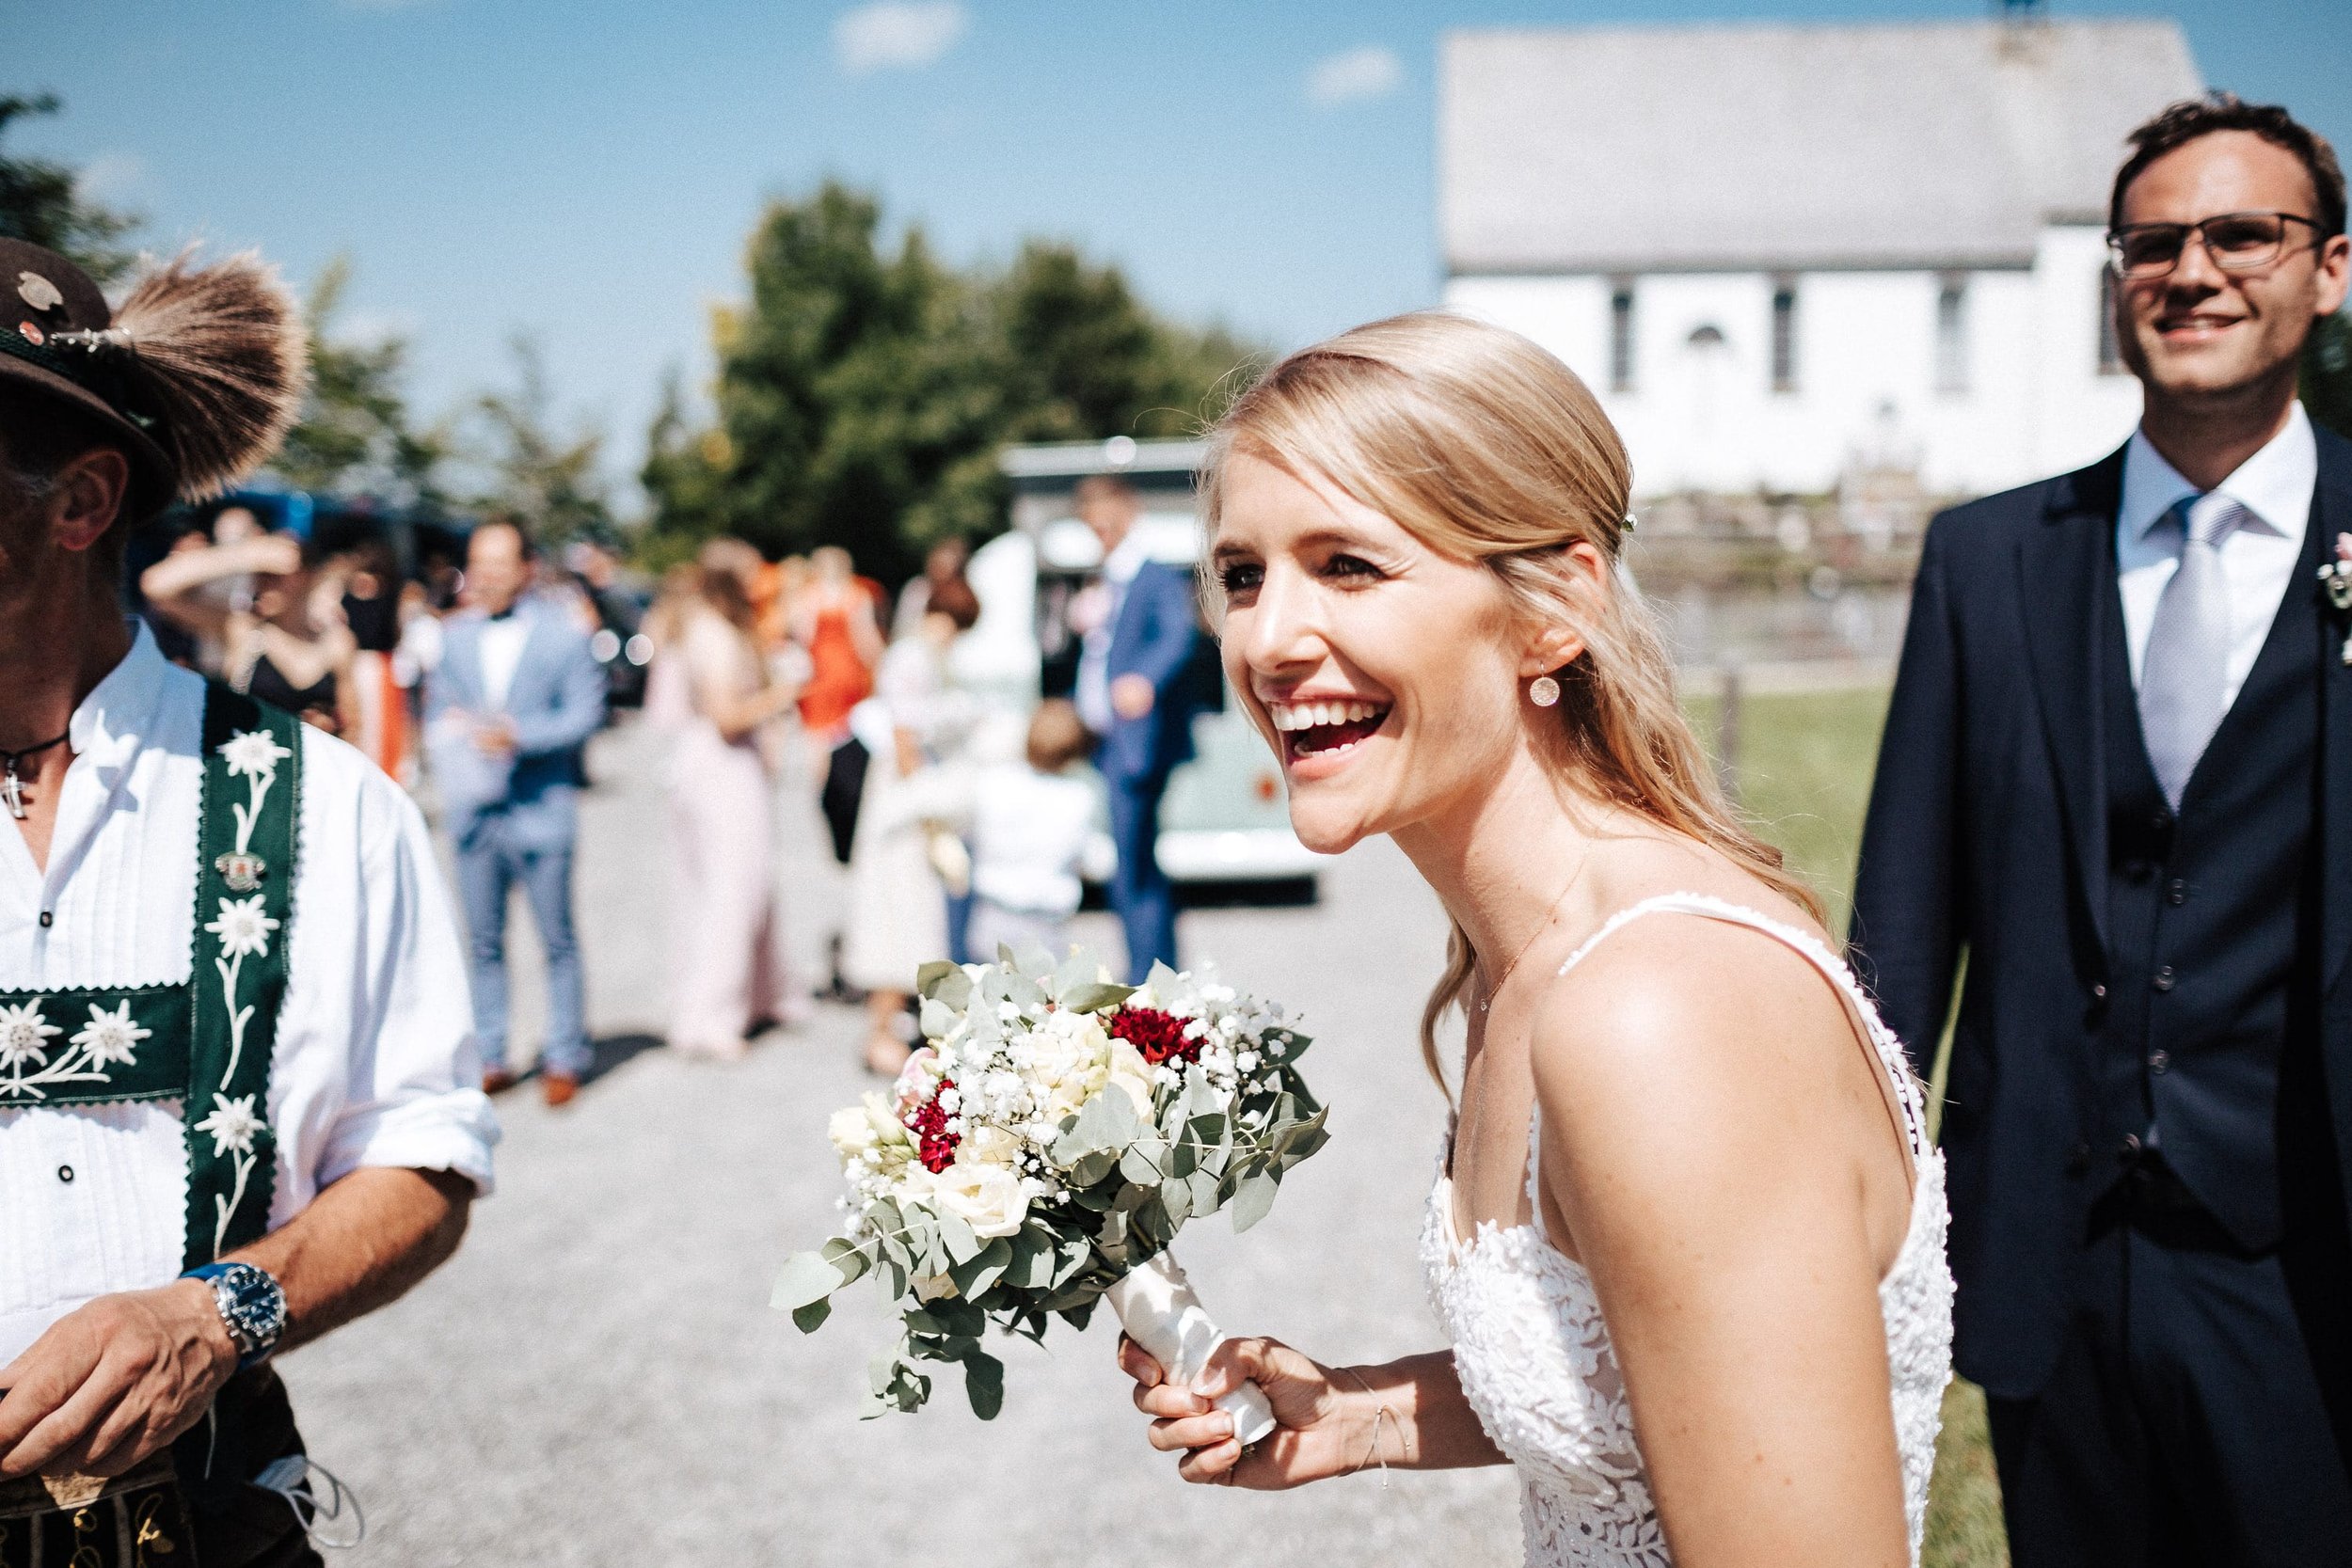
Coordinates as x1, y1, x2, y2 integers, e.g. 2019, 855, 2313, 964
269, 730, 499, 1220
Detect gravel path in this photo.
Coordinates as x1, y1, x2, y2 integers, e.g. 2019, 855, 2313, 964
283, 719, 1520, 1566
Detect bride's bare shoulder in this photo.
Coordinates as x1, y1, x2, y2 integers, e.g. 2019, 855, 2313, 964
1525, 892, 1860, 1184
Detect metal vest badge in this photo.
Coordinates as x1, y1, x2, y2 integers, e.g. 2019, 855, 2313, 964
0, 685, 300, 1269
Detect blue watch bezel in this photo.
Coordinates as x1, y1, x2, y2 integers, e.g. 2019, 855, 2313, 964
182, 1261, 286, 1370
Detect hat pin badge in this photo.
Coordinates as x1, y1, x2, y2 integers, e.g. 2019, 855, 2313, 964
15, 272, 64, 313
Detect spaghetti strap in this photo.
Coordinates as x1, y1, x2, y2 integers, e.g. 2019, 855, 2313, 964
1545, 892, 1932, 1169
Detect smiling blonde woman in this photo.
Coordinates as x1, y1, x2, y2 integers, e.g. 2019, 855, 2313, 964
1117, 312, 1953, 1567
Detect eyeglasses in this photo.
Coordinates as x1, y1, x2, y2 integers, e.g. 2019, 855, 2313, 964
2106, 211, 2325, 279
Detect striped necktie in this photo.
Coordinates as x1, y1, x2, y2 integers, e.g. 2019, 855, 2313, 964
2137, 492, 2249, 808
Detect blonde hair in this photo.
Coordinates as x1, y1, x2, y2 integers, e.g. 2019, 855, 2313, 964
1198, 311, 1822, 1095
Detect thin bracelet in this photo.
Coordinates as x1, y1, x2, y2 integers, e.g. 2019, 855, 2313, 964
1340, 1366, 1395, 1489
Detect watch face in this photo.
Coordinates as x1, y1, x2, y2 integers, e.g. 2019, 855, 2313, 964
215, 1263, 287, 1354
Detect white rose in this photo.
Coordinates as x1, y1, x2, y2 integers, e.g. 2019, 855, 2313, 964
827, 1104, 879, 1165
1037, 1015, 1113, 1120
961, 1123, 1024, 1170
1106, 1036, 1157, 1117
925, 1160, 1032, 1239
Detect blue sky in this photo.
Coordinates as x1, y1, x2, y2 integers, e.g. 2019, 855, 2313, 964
15, 1, 2351, 507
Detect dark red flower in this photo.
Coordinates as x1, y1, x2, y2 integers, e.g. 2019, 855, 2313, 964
903, 1079, 961, 1173
1107, 1005, 1196, 1068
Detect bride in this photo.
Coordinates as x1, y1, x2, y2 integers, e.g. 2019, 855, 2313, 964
1119, 313, 1952, 1565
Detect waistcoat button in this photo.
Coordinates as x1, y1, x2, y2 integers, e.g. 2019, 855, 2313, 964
2149, 1050, 2170, 1074
2148, 808, 2172, 833
38, 911, 53, 928
2166, 879, 2188, 906
2153, 965, 2176, 992
2119, 1132, 2142, 1161
56, 1164, 73, 1183
2091, 983, 2108, 1000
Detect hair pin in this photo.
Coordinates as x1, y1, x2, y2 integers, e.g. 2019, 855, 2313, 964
1621, 511, 1639, 534
50, 326, 133, 355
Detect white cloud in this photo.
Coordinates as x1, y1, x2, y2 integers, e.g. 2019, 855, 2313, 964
1306, 45, 1404, 108
75, 152, 147, 203
834, 2, 969, 76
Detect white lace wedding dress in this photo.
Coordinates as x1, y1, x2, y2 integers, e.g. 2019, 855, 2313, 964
1421, 894, 1954, 1566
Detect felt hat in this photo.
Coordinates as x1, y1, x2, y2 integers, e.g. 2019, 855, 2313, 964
0, 238, 308, 518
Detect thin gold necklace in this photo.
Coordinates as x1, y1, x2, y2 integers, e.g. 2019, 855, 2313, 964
1474, 841, 1597, 1014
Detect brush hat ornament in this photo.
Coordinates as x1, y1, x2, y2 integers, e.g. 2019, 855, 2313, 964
0, 236, 308, 518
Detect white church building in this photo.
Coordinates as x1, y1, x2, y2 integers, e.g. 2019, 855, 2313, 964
1439, 18, 2204, 499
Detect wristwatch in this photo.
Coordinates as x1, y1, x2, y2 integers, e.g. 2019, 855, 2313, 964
182, 1262, 287, 1370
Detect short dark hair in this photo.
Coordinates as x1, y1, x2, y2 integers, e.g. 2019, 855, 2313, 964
0, 384, 135, 577
2111, 93, 2346, 240
1073, 473, 1139, 510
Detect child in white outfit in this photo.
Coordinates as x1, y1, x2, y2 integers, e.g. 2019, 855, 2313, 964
966, 699, 1097, 961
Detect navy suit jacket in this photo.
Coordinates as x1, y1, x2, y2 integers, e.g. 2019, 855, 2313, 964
426, 597, 607, 849
1098, 560, 1207, 785
1848, 425, 2352, 1398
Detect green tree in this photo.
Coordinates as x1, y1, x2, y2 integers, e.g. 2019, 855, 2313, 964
2305, 308, 2352, 441
274, 256, 450, 507
0, 93, 138, 280
643, 181, 1263, 581
468, 335, 617, 546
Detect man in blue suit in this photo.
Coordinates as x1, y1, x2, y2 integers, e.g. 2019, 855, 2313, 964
1851, 99, 2352, 1562
1072, 474, 1206, 980
426, 519, 607, 1106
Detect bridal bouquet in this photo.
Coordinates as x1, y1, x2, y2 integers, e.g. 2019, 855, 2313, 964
775, 949, 1327, 1430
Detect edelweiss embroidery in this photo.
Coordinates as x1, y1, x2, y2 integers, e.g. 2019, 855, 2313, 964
0, 997, 152, 1100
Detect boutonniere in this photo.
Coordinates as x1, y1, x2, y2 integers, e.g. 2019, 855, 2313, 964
2320, 534, 2352, 664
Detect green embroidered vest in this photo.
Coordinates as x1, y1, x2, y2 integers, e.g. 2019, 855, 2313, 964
0, 687, 300, 1270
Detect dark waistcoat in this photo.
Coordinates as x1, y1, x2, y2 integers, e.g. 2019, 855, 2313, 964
2096, 520, 2326, 1250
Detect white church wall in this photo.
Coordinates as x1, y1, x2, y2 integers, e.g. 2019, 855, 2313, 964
2031, 224, 2147, 478
1448, 245, 2146, 500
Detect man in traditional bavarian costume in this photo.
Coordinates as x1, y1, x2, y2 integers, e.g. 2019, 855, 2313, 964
0, 241, 497, 1564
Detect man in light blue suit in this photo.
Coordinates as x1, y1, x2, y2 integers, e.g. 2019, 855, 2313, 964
425, 520, 606, 1105
1072, 475, 1208, 980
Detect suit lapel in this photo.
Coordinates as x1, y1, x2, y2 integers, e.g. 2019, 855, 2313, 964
2315, 436, 2352, 997
2016, 447, 2126, 957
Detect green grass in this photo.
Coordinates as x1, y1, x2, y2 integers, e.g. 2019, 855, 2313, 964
1683, 685, 2010, 1568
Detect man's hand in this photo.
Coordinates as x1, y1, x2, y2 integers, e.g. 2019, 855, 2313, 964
0, 1281, 237, 1479
1110, 673, 1156, 721
472, 716, 517, 757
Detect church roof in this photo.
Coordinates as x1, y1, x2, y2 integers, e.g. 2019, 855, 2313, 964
1440, 18, 2203, 275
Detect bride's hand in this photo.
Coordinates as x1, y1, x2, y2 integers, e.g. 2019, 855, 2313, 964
1118, 1334, 1367, 1490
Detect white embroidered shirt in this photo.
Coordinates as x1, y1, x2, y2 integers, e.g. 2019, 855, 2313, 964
0, 623, 499, 1362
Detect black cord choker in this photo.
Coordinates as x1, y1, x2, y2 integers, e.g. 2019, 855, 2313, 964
0, 728, 70, 820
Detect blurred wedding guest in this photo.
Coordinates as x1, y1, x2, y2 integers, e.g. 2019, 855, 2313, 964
336, 534, 415, 782
964, 699, 1096, 959
1851, 97, 2352, 1560
142, 524, 358, 736
425, 519, 607, 1107
843, 583, 980, 1073
1068, 474, 1208, 979
790, 545, 886, 863
891, 534, 973, 640
660, 562, 807, 1058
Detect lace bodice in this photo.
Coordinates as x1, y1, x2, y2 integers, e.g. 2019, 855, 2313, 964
1419, 894, 1954, 1566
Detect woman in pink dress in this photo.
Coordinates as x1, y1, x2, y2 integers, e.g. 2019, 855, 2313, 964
659, 563, 807, 1058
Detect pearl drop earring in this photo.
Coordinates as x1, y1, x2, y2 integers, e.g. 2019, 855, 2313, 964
1528, 674, 1561, 708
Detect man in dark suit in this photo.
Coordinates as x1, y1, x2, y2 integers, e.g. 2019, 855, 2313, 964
1071, 474, 1206, 979
1851, 96, 2352, 1563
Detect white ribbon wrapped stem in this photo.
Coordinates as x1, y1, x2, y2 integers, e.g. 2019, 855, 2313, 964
1104, 1250, 1277, 1444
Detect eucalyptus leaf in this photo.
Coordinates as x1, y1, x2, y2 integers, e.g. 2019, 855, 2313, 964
1120, 1138, 1167, 1185
1161, 1172, 1194, 1227
919, 997, 961, 1039
949, 1237, 1013, 1299
772, 1248, 846, 1311
1062, 981, 1137, 1015
791, 1296, 833, 1333
934, 1208, 981, 1265
962, 1351, 1006, 1420
819, 1236, 873, 1286
1231, 1170, 1279, 1232
1187, 1168, 1223, 1215
915, 960, 962, 1003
